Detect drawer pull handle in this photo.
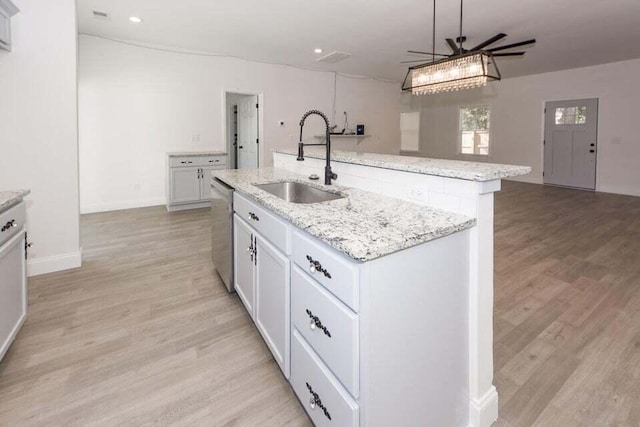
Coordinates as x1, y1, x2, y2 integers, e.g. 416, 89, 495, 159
209, 160, 220, 163
180, 161, 193, 164
1, 219, 17, 232
306, 309, 331, 338
306, 382, 332, 421
305, 255, 331, 279
248, 212, 260, 221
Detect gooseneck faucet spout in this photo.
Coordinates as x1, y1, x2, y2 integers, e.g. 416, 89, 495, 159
297, 110, 337, 185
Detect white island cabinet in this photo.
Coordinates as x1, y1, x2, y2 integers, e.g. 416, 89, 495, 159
228, 188, 471, 427
273, 148, 531, 427
233, 193, 292, 378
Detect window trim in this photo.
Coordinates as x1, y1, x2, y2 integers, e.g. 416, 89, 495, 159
458, 104, 492, 157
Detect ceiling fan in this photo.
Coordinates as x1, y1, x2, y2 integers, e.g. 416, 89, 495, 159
403, 33, 536, 64
402, 0, 536, 66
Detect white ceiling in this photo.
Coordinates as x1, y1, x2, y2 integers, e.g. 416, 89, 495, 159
78, 0, 640, 82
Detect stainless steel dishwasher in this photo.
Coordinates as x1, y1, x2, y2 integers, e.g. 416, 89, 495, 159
210, 177, 234, 292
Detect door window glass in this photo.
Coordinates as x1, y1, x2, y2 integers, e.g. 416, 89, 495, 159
555, 107, 586, 125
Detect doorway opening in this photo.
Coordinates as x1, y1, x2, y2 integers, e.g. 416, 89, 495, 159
543, 98, 598, 190
223, 91, 262, 169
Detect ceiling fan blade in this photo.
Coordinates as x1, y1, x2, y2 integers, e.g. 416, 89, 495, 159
491, 52, 526, 57
471, 33, 507, 51
488, 39, 536, 52
446, 38, 459, 53
407, 50, 450, 57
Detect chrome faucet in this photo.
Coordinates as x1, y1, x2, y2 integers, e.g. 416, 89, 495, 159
297, 110, 338, 185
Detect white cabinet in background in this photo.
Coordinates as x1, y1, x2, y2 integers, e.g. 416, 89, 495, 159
0, 0, 19, 52
166, 153, 227, 211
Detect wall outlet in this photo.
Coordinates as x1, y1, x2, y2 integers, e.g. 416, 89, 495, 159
134, 183, 141, 192
191, 134, 201, 142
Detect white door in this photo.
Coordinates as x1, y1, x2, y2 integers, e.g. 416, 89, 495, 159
544, 98, 598, 190
237, 96, 258, 169
255, 233, 290, 378
170, 167, 201, 203
234, 215, 256, 318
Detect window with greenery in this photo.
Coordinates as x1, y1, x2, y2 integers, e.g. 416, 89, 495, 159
459, 106, 490, 155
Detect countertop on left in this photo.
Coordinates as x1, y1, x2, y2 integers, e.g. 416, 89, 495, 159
167, 151, 227, 157
212, 168, 475, 262
0, 190, 30, 214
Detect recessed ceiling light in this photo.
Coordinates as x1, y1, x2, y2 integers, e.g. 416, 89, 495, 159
129, 16, 143, 23
314, 48, 323, 54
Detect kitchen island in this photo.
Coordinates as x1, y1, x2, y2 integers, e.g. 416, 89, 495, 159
213, 151, 529, 427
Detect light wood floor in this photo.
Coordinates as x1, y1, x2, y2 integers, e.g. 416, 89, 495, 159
0, 181, 639, 426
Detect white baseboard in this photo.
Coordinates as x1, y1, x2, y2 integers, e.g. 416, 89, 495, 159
80, 198, 165, 214
597, 185, 640, 198
27, 249, 82, 277
166, 201, 211, 212
469, 386, 499, 427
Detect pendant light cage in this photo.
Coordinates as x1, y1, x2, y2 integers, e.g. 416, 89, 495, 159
402, 51, 501, 95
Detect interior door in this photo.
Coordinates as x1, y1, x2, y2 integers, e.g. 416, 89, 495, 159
544, 98, 598, 189
237, 96, 258, 169
255, 233, 290, 378
170, 167, 201, 203
234, 215, 256, 318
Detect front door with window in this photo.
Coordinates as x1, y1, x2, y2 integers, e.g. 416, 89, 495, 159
543, 98, 598, 190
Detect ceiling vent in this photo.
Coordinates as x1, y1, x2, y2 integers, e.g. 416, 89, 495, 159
92, 10, 111, 21
316, 51, 352, 64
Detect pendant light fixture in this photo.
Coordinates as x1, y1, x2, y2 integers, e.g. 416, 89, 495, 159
402, 0, 501, 95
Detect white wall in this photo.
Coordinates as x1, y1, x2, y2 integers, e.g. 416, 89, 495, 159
415, 58, 640, 197
78, 35, 401, 213
0, 0, 81, 275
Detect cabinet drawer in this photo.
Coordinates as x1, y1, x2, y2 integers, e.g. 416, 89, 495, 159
0, 202, 25, 247
292, 266, 359, 397
291, 330, 359, 427
169, 156, 227, 168
234, 193, 290, 254
292, 231, 359, 312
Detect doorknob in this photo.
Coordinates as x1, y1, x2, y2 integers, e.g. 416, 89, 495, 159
239, 146, 244, 149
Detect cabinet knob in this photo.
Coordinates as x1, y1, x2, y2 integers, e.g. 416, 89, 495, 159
309, 263, 316, 273
309, 320, 316, 330
309, 396, 316, 409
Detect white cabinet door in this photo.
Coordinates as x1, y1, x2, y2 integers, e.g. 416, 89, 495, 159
0, 231, 27, 361
234, 215, 256, 318
170, 167, 201, 204
255, 233, 290, 378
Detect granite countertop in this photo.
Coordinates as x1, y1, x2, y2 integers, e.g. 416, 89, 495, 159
213, 168, 475, 262
273, 147, 531, 182
0, 190, 30, 213
167, 151, 227, 157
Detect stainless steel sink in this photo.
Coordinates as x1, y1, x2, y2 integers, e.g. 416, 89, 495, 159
255, 181, 345, 204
